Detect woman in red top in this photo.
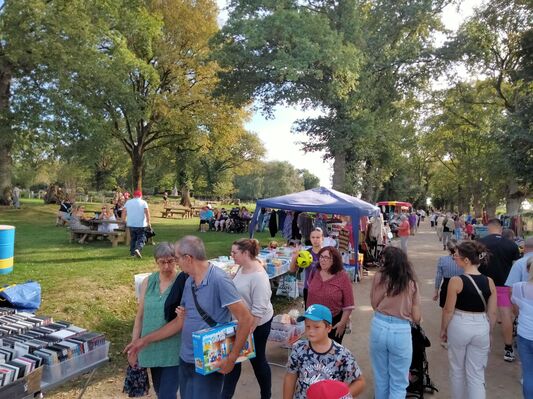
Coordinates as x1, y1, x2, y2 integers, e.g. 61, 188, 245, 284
397, 215, 410, 254
307, 246, 355, 344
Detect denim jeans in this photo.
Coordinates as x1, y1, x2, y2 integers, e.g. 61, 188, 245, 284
400, 236, 408, 253
179, 360, 224, 399
442, 231, 452, 249
369, 312, 412, 399
517, 335, 533, 399
447, 311, 489, 399
129, 227, 146, 256
221, 319, 272, 399
150, 365, 180, 399
454, 228, 463, 240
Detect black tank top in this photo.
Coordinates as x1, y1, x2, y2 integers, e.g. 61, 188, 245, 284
455, 274, 491, 312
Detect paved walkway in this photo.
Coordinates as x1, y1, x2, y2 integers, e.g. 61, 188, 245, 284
236, 222, 523, 398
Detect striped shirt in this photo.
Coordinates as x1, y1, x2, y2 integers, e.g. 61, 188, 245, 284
435, 255, 463, 289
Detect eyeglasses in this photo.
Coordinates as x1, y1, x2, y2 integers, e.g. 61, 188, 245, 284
319, 255, 332, 261
157, 258, 176, 265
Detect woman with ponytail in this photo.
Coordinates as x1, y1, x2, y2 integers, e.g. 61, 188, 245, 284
221, 239, 273, 399
441, 241, 497, 399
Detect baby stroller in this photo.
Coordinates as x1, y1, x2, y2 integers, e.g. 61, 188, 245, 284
406, 323, 438, 398
226, 208, 246, 234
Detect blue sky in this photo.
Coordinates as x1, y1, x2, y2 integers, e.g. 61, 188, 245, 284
216, 0, 483, 187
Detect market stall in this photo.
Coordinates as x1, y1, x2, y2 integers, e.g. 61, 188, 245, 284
248, 187, 380, 270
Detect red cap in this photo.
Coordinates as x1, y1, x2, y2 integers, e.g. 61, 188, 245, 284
133, 190, 142, 198
307, 380, 352, 399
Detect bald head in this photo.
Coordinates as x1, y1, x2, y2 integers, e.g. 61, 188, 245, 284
487, 219, 502, 234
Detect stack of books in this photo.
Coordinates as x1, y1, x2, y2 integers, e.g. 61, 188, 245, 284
0, 311, 106, 387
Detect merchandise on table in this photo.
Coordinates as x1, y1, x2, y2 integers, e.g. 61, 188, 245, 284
192, 321, 255, 375
210, 251, 292, 280
268, 313, 304, 344
0, 309, 108, 388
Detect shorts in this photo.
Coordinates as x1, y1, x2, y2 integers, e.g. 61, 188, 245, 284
496, 286, 512, 307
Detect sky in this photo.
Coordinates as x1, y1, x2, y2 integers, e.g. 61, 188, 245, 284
216, 1, 484, 187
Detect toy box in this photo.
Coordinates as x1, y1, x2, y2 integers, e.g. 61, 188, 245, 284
192, 321, 255, 375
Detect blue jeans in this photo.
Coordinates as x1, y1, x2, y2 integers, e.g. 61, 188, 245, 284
150, 366, 180, 399
221, 319, 272, 399
129, 227, 146, 256
369, 312, 412, 399
454, 228, 462, 240
517, 335, 533, 398
179, 360, 224, 399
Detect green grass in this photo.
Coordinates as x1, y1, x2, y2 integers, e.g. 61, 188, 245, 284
0, 200, 291, 395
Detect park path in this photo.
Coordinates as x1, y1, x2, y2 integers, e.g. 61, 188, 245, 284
236, 221, 523, 399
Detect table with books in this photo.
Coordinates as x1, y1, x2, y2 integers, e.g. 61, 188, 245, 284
0, 308, 109, 399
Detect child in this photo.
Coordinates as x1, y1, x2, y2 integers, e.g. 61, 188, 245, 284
268, 240, 278, 250
283, 304, 365, 399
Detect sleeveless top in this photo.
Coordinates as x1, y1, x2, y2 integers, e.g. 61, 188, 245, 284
455, 274, 491, 312
138, 272, 181, 368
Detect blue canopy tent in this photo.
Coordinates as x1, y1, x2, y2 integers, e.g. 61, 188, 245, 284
249, 187, 380, 270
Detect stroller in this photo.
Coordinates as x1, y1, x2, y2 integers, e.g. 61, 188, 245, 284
406, 323, 438, 398
226, 207, 247, 234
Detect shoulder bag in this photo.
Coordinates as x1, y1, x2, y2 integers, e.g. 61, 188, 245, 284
463, 274, 487, 311
191, 285, 217, 327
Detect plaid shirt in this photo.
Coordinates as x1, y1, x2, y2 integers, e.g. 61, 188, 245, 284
435, 255, 463, 289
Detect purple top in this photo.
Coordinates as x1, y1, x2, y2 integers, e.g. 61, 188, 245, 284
408, 214, 417, 227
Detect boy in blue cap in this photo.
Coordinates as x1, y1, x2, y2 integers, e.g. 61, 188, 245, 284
283, 304, 366, 399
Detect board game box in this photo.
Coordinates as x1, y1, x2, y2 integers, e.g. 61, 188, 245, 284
192, 321, 255, 375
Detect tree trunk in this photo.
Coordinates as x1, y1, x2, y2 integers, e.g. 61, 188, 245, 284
505, 177, 525, 216
131, 147, 143, 191
485, 203, 497, 219
332, 151, 346, 191
180, 186, 192, 208
0, 62, 13, 205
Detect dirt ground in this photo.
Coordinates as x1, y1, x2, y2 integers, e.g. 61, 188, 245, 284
50, 222, 523, 398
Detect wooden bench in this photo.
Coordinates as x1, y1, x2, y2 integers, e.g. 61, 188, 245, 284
161, 208, 190, 219
69, 229, 125, 247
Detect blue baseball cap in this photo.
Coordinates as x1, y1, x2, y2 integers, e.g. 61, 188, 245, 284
297, 304, 332, 324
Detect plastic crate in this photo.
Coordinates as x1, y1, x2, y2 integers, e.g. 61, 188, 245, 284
41, 342, 110, 385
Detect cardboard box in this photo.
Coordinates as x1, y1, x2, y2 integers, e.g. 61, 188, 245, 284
192, 322, 255, 375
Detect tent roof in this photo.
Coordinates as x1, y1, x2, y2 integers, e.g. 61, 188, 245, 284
255, 187, 379, 217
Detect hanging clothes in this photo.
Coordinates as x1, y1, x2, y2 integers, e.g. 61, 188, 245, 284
269, 210, 278, 237
278, 210, 287, 233
292, 211, 301, 240
298, 212, 314, 245
282, 212, 293, 240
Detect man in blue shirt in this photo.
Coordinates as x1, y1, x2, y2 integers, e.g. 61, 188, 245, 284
506, 237, 533, 287
126, 236, 253, 399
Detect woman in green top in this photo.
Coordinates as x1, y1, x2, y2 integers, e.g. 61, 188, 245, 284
127, 242, 187, 399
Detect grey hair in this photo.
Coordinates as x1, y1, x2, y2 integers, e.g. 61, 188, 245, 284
447, 238, 458, 253
154, 242, 175, 259
400, 215, 407, 221
176, 235, 207, 261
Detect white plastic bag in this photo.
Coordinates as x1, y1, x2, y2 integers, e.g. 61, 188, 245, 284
276, 275, 299, 299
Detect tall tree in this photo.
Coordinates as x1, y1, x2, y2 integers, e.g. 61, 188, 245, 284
214, 0, 450, 194
442, 0, 532, 214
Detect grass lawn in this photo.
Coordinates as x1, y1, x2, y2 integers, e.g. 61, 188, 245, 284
0, 200, 295, 397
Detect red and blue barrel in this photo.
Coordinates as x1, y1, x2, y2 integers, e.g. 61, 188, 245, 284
0, 225, 15, 275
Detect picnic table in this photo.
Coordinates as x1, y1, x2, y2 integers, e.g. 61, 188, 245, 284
69, 219, 127, 247
160, 207, 191, 219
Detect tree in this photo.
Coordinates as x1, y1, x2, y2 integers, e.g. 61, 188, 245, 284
0, 0, 109, 203
299, 169, 320, 190
442, 0, 532, 214
214, 0, 450, 194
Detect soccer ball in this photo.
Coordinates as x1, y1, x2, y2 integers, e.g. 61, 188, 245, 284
296, 250, 313, 268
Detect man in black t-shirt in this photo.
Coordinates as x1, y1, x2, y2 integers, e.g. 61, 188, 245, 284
479, 219, 521, 362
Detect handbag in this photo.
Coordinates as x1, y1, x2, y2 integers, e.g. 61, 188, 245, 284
122, 365, 150, 397
464, 274, 487, 311
144, 227, 156, 239
191, 286, 217, 327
